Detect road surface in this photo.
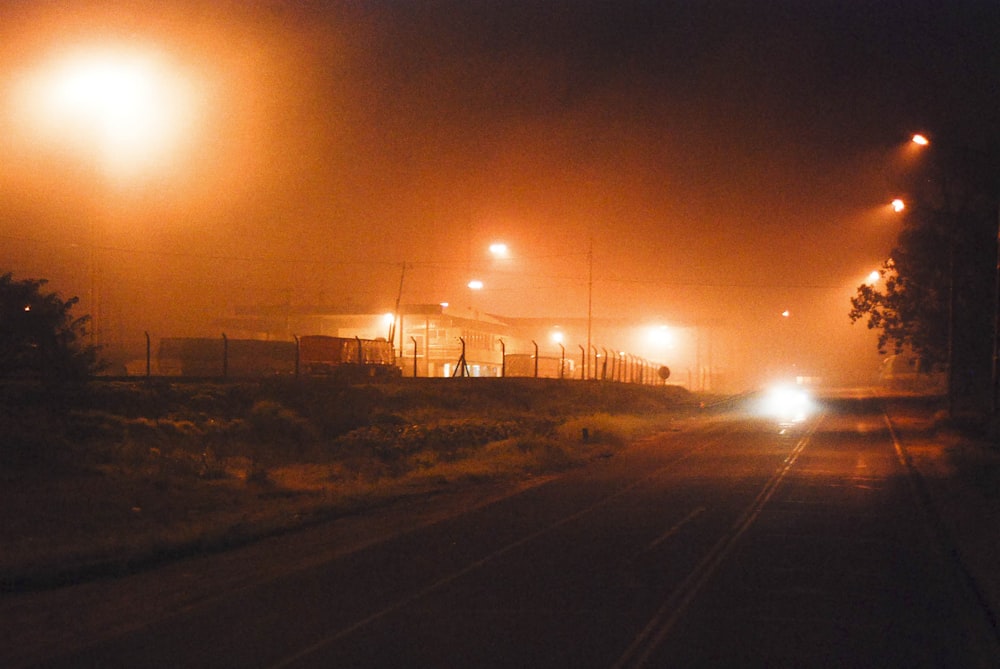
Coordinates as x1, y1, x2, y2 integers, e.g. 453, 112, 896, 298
6, 395, 999, 667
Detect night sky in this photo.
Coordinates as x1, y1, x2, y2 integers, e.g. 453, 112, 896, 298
2, 1, 998, 383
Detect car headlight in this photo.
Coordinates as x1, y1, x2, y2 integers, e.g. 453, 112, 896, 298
760, 384, 813, 423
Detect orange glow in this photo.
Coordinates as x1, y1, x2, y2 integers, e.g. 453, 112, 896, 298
467, 279, 484, 290
911, 133, 929, 146
11, 44, 202, 180
646, 324, 675, 348
891, 198, 905, 213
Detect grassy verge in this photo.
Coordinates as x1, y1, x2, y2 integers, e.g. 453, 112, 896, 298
0, 378, 693, 591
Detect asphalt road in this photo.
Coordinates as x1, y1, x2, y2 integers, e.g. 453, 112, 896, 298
12, 396, 1000, 668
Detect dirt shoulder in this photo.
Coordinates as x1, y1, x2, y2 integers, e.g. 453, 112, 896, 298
882, 398, 1000, 632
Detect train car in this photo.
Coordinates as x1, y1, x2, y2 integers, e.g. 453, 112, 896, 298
158, 338, 296, 377
298, 335, 400, 379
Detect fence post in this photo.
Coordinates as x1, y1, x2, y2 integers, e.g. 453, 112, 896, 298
498, 338, 506, 377
411, 336, 418, 377
294, 334, 300, 378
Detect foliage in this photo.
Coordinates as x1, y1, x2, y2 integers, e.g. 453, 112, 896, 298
0, 272, 100, 382
849, 143, 999, 396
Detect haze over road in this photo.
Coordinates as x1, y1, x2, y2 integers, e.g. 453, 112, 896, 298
12, 396, 1000, 668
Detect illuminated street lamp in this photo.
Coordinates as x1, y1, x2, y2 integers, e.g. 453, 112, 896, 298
11, 44, 200, 346
891, 198, 906, 213
910, 132, 1000, 416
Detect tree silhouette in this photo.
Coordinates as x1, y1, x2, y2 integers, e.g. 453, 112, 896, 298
0, 272, 100, 381
850, 142, 998, 402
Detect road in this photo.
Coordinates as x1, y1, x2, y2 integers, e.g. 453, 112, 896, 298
8, 395, 1000, 667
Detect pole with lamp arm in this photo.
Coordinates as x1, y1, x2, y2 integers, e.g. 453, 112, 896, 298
911, 133, 1000, 419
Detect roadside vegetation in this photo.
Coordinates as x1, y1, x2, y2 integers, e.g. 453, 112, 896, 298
1, 377, 693, 590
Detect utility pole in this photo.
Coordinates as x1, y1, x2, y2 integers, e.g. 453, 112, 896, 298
586, 237, 593, 380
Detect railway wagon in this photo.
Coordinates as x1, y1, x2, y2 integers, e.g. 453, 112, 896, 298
298, 335, 400, 378
158, 338, 296, 377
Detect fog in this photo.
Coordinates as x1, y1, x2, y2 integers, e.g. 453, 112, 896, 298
2, 1, 997, 387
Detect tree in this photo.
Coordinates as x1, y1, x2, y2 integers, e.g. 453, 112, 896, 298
850, 142, 998, 402
0, 272, 101, 381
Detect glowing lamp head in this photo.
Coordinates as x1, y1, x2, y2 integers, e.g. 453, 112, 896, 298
467, 280, 484, 291
891, 199, 905, 213
911, 134, 929, 146
12, 44, 200, 180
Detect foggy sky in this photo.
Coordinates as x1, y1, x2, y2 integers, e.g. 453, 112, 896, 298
2, 0, 999, 382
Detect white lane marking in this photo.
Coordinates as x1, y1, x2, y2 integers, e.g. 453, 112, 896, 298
270, 428, 727, 669
613, 415, 821, 669
644, 506, 707, 553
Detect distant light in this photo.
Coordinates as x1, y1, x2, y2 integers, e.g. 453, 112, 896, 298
439, 302, 449, 308
15, 44, 200, 178
551, 331, 564, 344
781, 310, 790, 318
488, 243, 509, 258
911, 134, 929, 146
467, 280, 484, 290
891, 199, 905, 213
867, 270, 881, 284
647, 324, 675, 348
23, 305, 31, 312
382, 312, 394, 326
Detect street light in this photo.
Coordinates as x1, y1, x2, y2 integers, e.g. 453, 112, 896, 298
891, 198, 906, 213
910, 132, 1000, 416
14, 45, 199, 180
11, 43, 200, 346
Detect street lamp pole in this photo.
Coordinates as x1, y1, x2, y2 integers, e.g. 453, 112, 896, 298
991, 202, 1000, 417
586, 237, 594, 380
913, 134, 1000, 418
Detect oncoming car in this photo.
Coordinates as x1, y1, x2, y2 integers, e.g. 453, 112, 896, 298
758, 384, 814, 426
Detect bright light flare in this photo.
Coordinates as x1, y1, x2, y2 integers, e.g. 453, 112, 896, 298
10, 44, 201, 179
467, 279, 484, 290
488, 243, 509, 258
866, 270, 881, 284
891, 198, 905, 213
911, 133, 929, 146
551, 330, 564, 344
382, 312, 395, 326
647, 324, 675, 348
758, 384, 813, 425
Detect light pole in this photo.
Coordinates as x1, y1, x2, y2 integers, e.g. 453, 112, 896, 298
13, 44, 199, 348
586, 237, 594, 380
910, 133, 1000, 417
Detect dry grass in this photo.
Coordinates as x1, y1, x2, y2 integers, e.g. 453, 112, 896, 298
0, 380, 693, 591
